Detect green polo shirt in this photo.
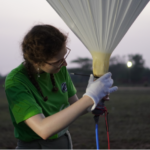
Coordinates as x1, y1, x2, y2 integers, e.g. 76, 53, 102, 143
5, 62, 77, 142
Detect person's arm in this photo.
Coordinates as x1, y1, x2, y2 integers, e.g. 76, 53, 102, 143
68, 94, 79, 105
24, 95, 93, 140
68, 94, 91, 116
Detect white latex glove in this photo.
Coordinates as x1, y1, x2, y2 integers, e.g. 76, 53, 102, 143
86, 74, 109, 112
83, 72, 118, 111
87, 74, 94, 88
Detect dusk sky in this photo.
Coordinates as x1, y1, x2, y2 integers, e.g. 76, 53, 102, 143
0, 0, 150, 76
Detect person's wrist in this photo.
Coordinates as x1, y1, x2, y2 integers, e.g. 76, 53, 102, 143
83, 94, 98, 111
83, 95, 94, 105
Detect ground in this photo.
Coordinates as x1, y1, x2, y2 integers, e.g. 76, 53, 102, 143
0, 86, 150, 149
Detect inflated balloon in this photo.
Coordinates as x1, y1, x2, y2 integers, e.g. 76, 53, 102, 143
46, 0, 149, 77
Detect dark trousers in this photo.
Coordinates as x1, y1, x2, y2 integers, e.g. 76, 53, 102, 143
16, 131, 73, 149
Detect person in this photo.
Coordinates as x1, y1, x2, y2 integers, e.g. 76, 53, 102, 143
5, 24, 118, 149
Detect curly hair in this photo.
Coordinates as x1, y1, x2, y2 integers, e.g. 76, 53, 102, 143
21, 24, 68, 101
22, 24, 67, 65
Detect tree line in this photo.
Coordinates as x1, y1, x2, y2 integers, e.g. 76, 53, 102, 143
0, 54, 150, 87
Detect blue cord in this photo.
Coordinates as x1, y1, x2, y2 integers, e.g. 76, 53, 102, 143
95, 123, 100, 150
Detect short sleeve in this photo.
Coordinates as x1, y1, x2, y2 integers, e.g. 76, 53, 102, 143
64, 67, 77, 98
5, 83, 43, 124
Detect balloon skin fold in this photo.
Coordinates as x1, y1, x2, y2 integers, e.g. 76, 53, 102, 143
46, 0, 149, 77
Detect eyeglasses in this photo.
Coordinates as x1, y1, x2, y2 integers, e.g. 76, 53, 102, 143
45, 47, 71, 68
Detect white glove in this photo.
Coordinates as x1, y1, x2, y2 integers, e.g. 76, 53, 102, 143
83, 72, 118, 111
87, 74, 94, 88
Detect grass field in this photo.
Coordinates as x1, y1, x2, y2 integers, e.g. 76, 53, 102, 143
0, 86, 150, 149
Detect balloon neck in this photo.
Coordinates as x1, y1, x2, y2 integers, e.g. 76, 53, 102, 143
91, 51, 111, 77
94, 76, 99, 80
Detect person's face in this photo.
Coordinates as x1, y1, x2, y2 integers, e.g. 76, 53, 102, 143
37, 47, 68, 74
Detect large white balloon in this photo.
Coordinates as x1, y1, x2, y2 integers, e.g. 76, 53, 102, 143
46, 0, 149, 77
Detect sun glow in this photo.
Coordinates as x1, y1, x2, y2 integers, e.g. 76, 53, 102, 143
127, 61, 133, 68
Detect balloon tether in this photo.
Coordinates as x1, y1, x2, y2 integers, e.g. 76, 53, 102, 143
93, 101, 110, 150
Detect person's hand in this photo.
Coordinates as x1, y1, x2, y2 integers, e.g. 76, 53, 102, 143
85, 73, 113, 111
83, 72, 118, 111
86, 74, 110, 101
